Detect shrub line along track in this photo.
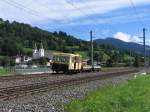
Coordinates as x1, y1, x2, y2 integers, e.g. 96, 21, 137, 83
0, 69, 140, 101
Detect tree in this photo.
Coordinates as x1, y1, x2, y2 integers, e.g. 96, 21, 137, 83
106, 59, 113, 67
0, 56, 15, 66
133, 56, 140, 67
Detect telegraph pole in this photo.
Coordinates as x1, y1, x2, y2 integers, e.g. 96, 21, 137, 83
90, 30, 94, 71
143, 28, 146, 67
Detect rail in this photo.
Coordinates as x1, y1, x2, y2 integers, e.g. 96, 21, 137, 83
0, 69, 139, 101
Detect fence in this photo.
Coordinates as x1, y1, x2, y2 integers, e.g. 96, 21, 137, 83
0, 65, 52, 75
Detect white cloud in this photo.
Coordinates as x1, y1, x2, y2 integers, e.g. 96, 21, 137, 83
114, 32, 141, 43
0, 0, 150, 25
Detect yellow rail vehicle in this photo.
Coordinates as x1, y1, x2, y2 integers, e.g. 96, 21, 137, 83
52, 53, 82, 73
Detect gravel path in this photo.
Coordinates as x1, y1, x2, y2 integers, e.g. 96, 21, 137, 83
0, 72, 141, 112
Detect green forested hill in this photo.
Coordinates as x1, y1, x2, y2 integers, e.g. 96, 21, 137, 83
0, 18, 89, 56
0, 18, 141, 67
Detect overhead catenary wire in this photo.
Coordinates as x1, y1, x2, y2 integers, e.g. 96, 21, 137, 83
129, 0, 145, 27
129, 0, 148, 61
11, 0, 84, 30
6, 0, 40, 15
2, 0, 112, 37
65, 0, 122, 39
5, 0, 93, 40
34, 0, 75, 27
2, 0, 40, 17
65, 0, 107, 38
2, 0, 66, 24
77, 1, 118, 37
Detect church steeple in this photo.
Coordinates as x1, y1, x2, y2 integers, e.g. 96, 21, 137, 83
41, 42, 43, 49
39, 42, 44, 57
33, 43, 37, 53
33, 43, 38, 59
34, 43, 37, 49
33, 43, 45, 59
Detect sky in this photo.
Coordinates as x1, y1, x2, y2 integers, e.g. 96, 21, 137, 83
0, 0, 150, 44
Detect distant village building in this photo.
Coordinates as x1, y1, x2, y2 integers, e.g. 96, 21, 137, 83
32, 43, 53, 61
24, 56, 32, 62
15, 56, 21, 64
33, 43, 45, 59
14, 43, 53, 66
15, 56, 32, 64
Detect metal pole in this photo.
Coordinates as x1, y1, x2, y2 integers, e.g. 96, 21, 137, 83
143, 28, 146, 67
90, 30, 94, 71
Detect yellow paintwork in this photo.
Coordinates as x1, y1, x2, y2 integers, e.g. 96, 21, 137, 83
52, 52, 82, 71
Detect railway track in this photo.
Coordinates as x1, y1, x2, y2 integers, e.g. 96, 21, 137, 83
0, 69, 140, 101
0, 67, 133, 81
0, 73, 51, 81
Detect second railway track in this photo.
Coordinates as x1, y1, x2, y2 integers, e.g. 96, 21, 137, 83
0, 69, 140, 101
0, 67, 135, 82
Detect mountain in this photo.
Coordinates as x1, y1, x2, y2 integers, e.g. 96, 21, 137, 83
94, 38, 150, 56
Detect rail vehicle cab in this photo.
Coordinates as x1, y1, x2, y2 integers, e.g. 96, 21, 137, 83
51, 53, 82, 73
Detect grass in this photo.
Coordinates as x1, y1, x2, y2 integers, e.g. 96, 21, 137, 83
23, 47, 33, 54
0, 68, 13, 76
74, 51, 89, 59
65, 75, 150, 112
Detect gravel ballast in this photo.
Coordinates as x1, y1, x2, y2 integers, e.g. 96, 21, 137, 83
0, 68, 136, 89
0, 72, 141, 112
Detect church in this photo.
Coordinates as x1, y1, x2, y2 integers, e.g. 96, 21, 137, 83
15, 43, 53, 65
32, 43, 53, 61
33, 43, 45, 59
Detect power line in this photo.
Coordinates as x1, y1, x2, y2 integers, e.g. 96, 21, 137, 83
129, 0, 145, 27
7, 0, 40, 15
2, 0, 71, 26
2, 0, 117, 39
2, 0, 40, 17
36, 0, 73, 23
82, 2, 118, 37
66, 0, 119, 38
65, 0, 107, 38
8, 0, 82, 30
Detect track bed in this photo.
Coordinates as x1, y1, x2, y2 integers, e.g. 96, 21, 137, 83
0, 68, 140, 101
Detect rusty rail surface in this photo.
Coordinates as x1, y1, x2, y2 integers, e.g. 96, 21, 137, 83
0, 69, 140, 101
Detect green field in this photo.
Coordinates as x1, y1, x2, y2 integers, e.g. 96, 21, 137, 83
0, 68, 12, 76
65, 74, 150, 112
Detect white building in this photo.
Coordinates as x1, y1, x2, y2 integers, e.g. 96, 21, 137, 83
15, 56, 32, 64
15, 56, 21, 64
33, 43, 45, 59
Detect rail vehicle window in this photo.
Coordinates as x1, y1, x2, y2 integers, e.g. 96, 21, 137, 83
63, 56, 69, 62
53, 56, 59, 62
60, 57, 63, 62
61, 56, 66, 62
53, 55, 69, 63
